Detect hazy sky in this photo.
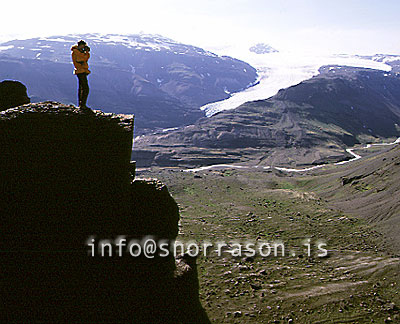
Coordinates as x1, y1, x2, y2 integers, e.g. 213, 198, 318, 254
1, 0, 399, 55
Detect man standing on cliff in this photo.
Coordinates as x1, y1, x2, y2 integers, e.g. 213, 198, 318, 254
71, 40, 91, 110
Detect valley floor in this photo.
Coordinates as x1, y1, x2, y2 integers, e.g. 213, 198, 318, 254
137, 157, 400, 323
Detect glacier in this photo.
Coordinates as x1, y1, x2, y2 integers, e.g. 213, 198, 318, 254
200, 50, 394, 117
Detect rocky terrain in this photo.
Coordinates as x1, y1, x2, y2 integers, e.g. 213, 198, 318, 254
2, 67, 400, 322
0, 80, 30, 110
0, 92, 210, 322
134, 66, 400, 167
136, 142, 400, 323
304, 144, 400, 253
0, 34, 257, 133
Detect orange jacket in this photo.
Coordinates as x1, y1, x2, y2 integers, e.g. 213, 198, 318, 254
71, 45, 91, 75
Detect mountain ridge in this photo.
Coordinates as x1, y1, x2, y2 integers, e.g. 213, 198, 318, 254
0, 33, 257, 134
134, 66, 400, 167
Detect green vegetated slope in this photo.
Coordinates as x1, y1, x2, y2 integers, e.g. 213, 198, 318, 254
301, 144, 400, 254
137, 161, 400, 323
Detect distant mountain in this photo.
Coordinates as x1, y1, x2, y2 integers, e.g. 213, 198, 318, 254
249, 43, 278, 54
134, 66, 400, 167
356, 54, 400, 73
0, 33, 257, 133
199, 51, 398, 117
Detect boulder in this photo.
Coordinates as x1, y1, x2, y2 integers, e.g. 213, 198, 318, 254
0, 80, 30, 110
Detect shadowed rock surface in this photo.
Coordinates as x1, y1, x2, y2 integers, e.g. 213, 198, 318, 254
0, 102, 209, 323
0, 80, 30, 111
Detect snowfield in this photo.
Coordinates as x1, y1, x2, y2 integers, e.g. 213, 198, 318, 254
36, 33, 220, 58
0, 45, 14, 51
201, 50, 394, 117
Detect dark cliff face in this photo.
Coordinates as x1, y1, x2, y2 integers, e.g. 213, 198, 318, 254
1, 101, 134, 239
0, 101, 209, 323
0, 80, 30, 111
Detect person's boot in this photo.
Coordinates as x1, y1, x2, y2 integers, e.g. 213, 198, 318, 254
79, 102, 92, 113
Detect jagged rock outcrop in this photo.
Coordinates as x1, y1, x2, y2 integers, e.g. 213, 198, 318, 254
0, 101, 209, 323
130, 179, 180, 239
0, 80, 30, 111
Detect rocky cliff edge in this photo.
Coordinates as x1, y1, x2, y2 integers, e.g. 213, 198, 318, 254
0, 100, 209, 323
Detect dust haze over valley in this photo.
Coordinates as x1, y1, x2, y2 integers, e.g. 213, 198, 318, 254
1, 0, 400, 323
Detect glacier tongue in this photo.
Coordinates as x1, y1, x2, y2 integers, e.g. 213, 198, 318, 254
201, 51, 393, 117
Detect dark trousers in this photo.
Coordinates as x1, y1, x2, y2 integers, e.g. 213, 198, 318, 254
76, 73, 89, 107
